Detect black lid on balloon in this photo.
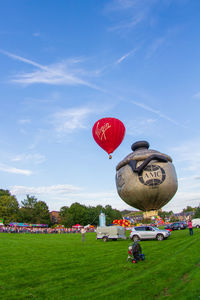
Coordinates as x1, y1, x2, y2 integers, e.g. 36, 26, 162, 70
131, 141, 150, 151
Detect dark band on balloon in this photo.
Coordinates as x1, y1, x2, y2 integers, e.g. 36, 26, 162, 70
128, 154, 168, 174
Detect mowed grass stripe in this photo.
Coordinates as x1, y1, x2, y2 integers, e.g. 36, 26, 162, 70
0, 230, 199, 299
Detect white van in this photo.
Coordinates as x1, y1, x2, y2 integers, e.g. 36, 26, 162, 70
96, 226, 126, 242
192, 218, 200, 228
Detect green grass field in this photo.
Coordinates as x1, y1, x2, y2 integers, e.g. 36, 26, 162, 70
0, 229, 199, 300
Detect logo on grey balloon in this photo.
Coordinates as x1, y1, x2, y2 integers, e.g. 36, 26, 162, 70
139, 164, 166, 187
116, 173, 125, 188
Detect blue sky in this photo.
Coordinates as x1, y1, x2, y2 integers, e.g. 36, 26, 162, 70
0, 0, 200, 213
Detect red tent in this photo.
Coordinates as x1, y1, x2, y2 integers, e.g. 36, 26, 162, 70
72, 224, 83, 228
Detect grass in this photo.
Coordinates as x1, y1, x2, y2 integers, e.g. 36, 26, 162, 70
0, 229, 199, 300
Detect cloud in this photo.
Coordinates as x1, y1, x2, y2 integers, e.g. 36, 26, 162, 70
18, 119, 31, 124
51, 107, 94, 134
10, 179, 200, 212
33, 33, 40, 37
164, 185, 200, 213
126, 118, 157, 136
145, 37, 165, 59
109, 14, 145, 31
105, 0, 148, 13
106, 0, 138, 10
11, 153, 46, 164
163, 139, 200, 212
105, 0, 157, 32
116, 48, 138, 64
131, 100, 182, 126
0, 164, 32, 175
164, 193, 200, 212
0, 50, 45, 69
170, 139, 200, 172
193, 92, 200, 98
11, 184, 81, 196
10, 184, 126, 211
0, 50, 98, 89
48, 103, 112, 140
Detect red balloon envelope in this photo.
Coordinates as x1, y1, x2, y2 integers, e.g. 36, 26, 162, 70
92, 117, 125, 158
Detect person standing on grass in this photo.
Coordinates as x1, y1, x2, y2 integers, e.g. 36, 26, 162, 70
188, 219, 193, 236
81, 227, 86, 242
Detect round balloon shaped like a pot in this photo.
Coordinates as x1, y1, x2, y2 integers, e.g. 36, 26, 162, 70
115, 141, 178, 211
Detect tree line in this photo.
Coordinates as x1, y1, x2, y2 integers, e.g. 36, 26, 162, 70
59, 203, 122, 227
0, 189, 122, 226
1, 188, 200, 226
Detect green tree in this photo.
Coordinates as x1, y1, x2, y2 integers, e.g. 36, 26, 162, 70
60, 203, 88, 227
71, 203, 88, 224
86, 206, 99, 226
104, 205, 122, 225
59, 203, 122, 227
60, 206, 73, 227
34, 201, 50, 224
20, 195, 37, 223
0, 189, 11, 197
193, 206, 200, 218
21, 195, 37, 208
182, 206, 194, 213
0, 190, 19, 224
20, 195, 50, 224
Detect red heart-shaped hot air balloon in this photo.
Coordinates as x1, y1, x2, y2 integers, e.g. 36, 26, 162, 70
92, 117, 125, 158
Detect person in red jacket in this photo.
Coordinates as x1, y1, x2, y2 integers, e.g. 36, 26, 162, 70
188, 219, 193, 236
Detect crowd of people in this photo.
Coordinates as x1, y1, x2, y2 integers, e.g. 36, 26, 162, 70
0, 226, 95, 234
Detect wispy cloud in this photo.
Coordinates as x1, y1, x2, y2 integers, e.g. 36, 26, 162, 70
145, 37, 165, 59
10, 184, 123, 210
106, 0, 158, 32
11, 153, 46, 164
106, 0, 139, 10
116, 48, 138, 64
131, 100, 182, 126
0, 50, 45, 69
18, 119, 31, 124
164, 178, 200, 212
11, 184, 81, 196
51, 107, 94, 134
164, 192, 200, 212
0, 164, 32, 175
170, 139, 200, 172
126, 118, 157, 136
33, 32, 40, 37
109, 14, 145, 31
0, 50, 98, 89
162, 139, 200, 212
11, 180, 200, 212
193, 91, 200, 98
145, 25, 183, 59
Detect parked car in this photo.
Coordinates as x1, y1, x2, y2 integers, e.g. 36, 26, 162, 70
129, 226, 170, 241
192, 218, 200, 228
165, 222, 187, 231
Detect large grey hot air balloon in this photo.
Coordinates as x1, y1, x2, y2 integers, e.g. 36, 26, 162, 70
115, 141, 178, 217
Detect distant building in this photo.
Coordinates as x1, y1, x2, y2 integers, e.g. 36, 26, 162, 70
122, 210, 143, 223
173, 211, 195, 220
50, 211, 61, 224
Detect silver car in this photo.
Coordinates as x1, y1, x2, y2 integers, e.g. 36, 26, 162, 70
130, 225, 170, 241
